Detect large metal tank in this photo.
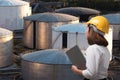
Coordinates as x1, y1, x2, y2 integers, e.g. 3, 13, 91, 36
24, 12, 79, 49
104, 13, 120, 40
21, 49, 83, 80
52, 23, 88, 51
55, 7, 100, 22
0, 28, 13, 68
0, 0, 31, 30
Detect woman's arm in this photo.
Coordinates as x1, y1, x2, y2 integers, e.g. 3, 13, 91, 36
82, 45, 101, 79
71, 65, 83, 75
71, 45, 101, 79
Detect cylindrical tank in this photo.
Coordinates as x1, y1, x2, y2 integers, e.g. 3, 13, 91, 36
104, 13, 120, 40
0, 28, 13, 68
21, 49, 83, 80
0, 0, 31, 30
52, 23, 88, 51
55, 7, 100, 22
23, 12, 79, 49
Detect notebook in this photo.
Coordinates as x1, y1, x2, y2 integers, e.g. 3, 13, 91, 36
66, 45, 86, 69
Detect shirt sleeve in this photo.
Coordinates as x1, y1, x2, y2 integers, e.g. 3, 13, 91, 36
82, 45, 102, 79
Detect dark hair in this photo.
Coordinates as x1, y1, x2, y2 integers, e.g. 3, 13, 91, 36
87, 27, 108, 47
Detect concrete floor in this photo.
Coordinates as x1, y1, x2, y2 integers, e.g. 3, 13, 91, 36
108, 47, 120, 80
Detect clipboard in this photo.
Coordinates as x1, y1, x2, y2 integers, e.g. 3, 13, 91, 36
66, 45, 86, 69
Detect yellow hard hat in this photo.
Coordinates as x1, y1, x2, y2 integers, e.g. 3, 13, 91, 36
87, 16, 109, 33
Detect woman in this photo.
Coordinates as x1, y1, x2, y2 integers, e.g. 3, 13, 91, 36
71, 16, 110, 80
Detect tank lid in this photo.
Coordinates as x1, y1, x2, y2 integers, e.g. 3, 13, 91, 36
55, 7, 100, 15
22, 49, 72, 65
0, 0, 29, 6
53, 23, 87, 33
0, 28, 13, 37
24, 12, 79, 22
103, 13, 120, 25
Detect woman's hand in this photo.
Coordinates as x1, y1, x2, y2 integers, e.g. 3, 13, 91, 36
71, 65, 83, 75
71, 65, 78, 71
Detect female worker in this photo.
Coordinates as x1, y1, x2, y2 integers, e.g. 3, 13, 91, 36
71, 16, 110, 80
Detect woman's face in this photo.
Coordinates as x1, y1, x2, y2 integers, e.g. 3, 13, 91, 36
85, 27, 89, 38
